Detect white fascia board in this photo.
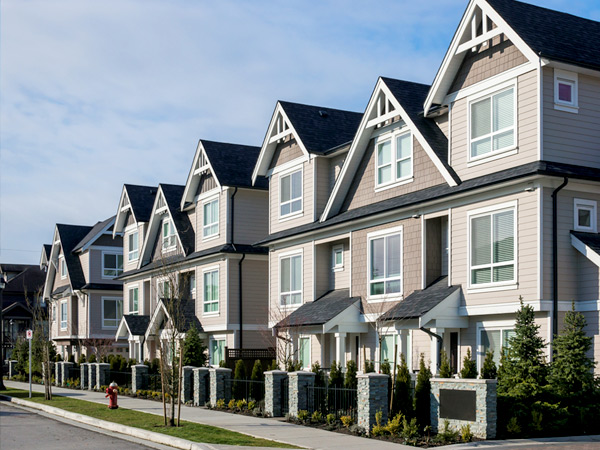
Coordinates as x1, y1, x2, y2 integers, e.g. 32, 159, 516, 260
419, 289, 468, 329
144, 300, 169, 341
322, 299, 363, 333
571, 234, 600, 268
42, 236, 60, 300
180, 140, 222, 210
115, 316, 132, 339
138, 187, 166, 268
79, 216, 116, 253
114, 186, 131, 237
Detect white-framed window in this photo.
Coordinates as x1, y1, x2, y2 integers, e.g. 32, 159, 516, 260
102, 297, 123, 329
469, 203, 516, 288
60, 300, 67, 330
203, 198, 219, 239
162, 218, 177, 251
332, 245, 344, 271
469, 86, 515, 160
574, 198, 597, 232
279, 169, 302, 218
280, 252, 302, 306
102, 252, 123, 278
190, 273, 196, 297
210, 337, 225, 366
158, 279, 171, 300
128, 231, 139, 262
299, 336, 310, 370
554, 69, 578, 113
129, 286, 139, 314
203, 268, 219, 314
380, 334, 397, 366
368, 227, 402, 299
477, 322, 515, 370
59, 256, 67, 279
375, 130, 413, 188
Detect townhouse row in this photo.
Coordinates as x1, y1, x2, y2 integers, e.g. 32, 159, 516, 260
42, 0, 600, 374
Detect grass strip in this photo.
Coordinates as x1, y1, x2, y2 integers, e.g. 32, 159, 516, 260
1, 388, 299, 448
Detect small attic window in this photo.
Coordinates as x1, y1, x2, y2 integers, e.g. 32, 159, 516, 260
554, 69, 578, 113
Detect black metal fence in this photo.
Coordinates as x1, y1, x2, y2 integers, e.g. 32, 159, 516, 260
108, 370, 132, 389
225, 378, 265, 402
64, 365, 80, 387
143, 373, 162, 392
307, 385, 357, 420
281, 377, 289, 415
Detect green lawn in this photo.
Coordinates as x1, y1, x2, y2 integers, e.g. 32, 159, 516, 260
1, 388, 299, 448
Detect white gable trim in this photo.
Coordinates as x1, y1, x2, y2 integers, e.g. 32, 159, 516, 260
116, 316, 132, 340
144, 299, 169, 341
42, 229, 63, 300
181, 140, 222, 210
571, 234, 600, 268
252, 102, 310, 184
114, 187, 132, 237
77, 216, 116, 253
321, 78, 457, 222
424, 0, 539, 116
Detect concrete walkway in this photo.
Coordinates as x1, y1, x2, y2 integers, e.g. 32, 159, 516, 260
5, 381, 409, 450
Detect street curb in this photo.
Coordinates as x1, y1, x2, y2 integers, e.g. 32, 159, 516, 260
0, 394, 215, 450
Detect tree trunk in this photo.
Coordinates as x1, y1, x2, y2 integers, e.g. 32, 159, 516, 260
177, 344, 183, 427
160, 357, 167, 426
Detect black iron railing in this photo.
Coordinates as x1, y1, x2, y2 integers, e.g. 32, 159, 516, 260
307, 385, 357, 419
225, 378, 265, 402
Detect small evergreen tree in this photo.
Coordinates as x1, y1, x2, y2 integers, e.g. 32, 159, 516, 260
364, 360, 375, 373
311, 361, 324, 387
344, 360, 358, 390
392, 354, 413, 418
414, 353, 432, 430
250, 359, 264, 401
88, 353, 97, 363
439, 349, 452, 378
380, 359, 391, 376
481, 350, 497, 379
329, 360, 343, 388
182, 326, 207, 367
232, 359, 247, 400
268, 359, 279, 371
460, 348, 478, 379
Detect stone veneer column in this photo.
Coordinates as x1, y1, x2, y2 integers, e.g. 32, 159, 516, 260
96, 363, 110, 388
80, 363, 89, 389
193, 367, 209, 406
357, 373, 389, 435
430, 378, 497, 439
181, 366, 194, 403
61, 361, 74, 386
287, 371, 315, 418
209, 367, 232, 405
88, 363, 96, 390
264, 370, 287, 417
131, 364, 148, 394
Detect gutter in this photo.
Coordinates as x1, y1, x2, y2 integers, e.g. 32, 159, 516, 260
551, 177, 568, 339
419, 327, 443, 371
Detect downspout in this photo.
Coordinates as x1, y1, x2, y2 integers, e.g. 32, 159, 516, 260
229, 187, 246, 349
419, 327, 443, 370
552, 177, 568, 339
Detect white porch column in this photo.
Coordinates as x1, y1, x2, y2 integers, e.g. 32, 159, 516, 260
429, 328, 444, 374
335, 332, 347, 369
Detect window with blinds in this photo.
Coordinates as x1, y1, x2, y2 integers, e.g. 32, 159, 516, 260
369, 231, 402, 297
376, 131, 412, 188
203, 198, 219, 238
299, 337, 310, 369
470, 208, 515, 286
280, 169, 302, 217
280, 253, 302, 306
470, 87, 515, 159
480, 328, 515, 367
203, 269, 219, 313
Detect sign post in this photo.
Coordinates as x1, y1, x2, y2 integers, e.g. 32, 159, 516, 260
26, 329, 33, 398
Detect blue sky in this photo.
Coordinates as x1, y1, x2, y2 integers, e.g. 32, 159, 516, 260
1, 0, 599, 264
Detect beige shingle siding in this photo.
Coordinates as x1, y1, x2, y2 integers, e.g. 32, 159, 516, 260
434, 114, 449, 140
449, 69, 538, 181
315, 157, 331, 218
79, 252, 90, 284
341, 137, 446, 213
543, 67, 600, 168
449, 37, 528, 93
232, 189, 268, 245
194, 259, 227, 329
269, 138, 304, 169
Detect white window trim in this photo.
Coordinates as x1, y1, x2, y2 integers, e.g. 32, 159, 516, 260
574, 198, 597, 232
467, 81, 518, 164
102, 251, 123, 279
102, 296, 123, 330
157, 277, 171, 300
467, 201, 518, 292
202, 196, 220, 241
60, 300, 67, 330
378, 332, 398, 367
554, 69, 579, 113
298, 335, 311, 370
367, 226, 403, 302
128, 284, 139, 315
476, 320, 514, 373
59, 256, 67, 279
209, 335, 226, 367
278, 166, 303, 220
374, 129, 414, 191
332, 245, 344, 272
278, 249, 303, 308
202, 266, 220, 317
161, 218, 177, 252
189, 271, 196, 297
128, 231, 139, 262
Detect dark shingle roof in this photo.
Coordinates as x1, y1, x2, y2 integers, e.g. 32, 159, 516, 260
125, 184, 157, 223
43, 244, 52, 261
56, 224, 93, 290
123, 314, 151, 335
275, 289, 359, 328
379, 277, 459, 321
381, 77, 460, 184
1, 264, 46, 295
73, 216, 115, 252
571, 231, 600, 255
488, 0, 600, 71
51, 285, 71, 297
160, 184, 195, 256
201, 140, 267, 189
279, 101, 362, 155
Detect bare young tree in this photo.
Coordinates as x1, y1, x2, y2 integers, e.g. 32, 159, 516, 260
81, 337, 114, 362
26, 287, 53, 400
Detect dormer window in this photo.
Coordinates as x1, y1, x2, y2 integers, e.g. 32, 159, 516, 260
376, 131, 413, 189
203, 198, 219, 239
162, 218, 176, 251
554, 69, 578, 113
280, 169, 302, 218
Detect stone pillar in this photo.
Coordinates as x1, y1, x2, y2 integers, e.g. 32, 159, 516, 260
209, 367, 232, 405
80, 363, 89, 389
97, 363, 110, 388
288, 371, 315, 417
335, 332, 347, 369
193, 367, 210, 406
182, 366, 194, 403
264, 370, 287, 417
357, 373, 389, 435
131, 364, 148, 394
55, 362, 62, 386
88, 363, 96, 390
8, 360, 18, 379
430, 378, 497, 439
61, 361, 74, 386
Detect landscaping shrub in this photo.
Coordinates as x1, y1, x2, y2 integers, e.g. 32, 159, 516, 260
311, 410, 323, 423
460, 348, 477, 379
267, 359, 279, 371
385, 413, 403, 436
182, 325, 207, 367
328, 361, 343, 388
326, 413, 336, 425
392, 353, 413, 418
481, 350, 497, 379
344, 360, 358, 390
438, 349, 452, 378
88, 354, 97, 363
250, 359, 264, 401
78, 354, 86, 365
228, 399, 236, 410
364, 360, 375, 373
297, 410, 309, 423
436, 420, 458, 443
401, 416, 419, 441
340, 415, 353, 428
216, 398, 225, 409
233, 359, 247, 400
460, 424, 473, 442
311, 361, 324, 387
414, 353, 431, 431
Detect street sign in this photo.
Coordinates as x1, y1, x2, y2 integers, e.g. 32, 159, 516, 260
26, 330, 33, 340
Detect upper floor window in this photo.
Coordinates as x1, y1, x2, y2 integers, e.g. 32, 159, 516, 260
332, 245, 344, 271
129, 286, 139, 314
376, 131, 412, 188
280, 253, 302, 306
162, 218, 176, 251
59, 256, 67, 279
203, 269, 219, 314
574, 198, 597, 232
60, 300, 67, 330
102, 297, 123, 329
158, 279, 171, 299
280, 169, 302, 218
128, 231, 139, 262
470, 205, 515, 287
554, 69, 578, 113
368, 228, 402, 298
470, 87, 515, 160
103, 252, 123, 278
203, 198, 219, 239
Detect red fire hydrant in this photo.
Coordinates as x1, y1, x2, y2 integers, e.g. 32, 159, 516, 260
105, 382, 119, 409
